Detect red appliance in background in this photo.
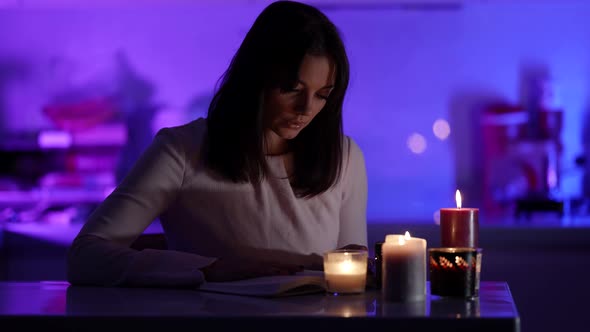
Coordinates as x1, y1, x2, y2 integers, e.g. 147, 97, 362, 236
481, 102, 564, 220
39, 97, 123, 196
0, 97, 126, 225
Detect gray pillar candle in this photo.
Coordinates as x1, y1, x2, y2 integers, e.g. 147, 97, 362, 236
440, 190, 479, 248
382, 233, 427, 302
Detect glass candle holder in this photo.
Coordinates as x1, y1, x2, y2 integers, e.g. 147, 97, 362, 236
323, 249, 368, 295
428, 248, 482, 298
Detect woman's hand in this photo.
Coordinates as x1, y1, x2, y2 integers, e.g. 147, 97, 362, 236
338, 244, 368, 251
201, 244, 370, 281
200, 256, 304, 282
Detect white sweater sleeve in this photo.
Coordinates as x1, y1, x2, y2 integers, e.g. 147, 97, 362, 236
337, 137, 368, 248
67, 127, 216, 287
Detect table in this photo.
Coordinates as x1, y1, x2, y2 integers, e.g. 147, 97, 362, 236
0, 281, 519, 332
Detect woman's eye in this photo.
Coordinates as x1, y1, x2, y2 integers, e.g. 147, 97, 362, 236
280, 87, 302, 94
317, 94, 329, 100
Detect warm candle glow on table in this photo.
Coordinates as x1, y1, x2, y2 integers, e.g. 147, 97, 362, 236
323, 250, 367, 295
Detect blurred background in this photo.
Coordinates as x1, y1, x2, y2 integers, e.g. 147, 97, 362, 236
0, 0, 589, 330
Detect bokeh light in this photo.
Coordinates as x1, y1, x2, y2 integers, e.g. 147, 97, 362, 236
407, 133, 427, 154
432, 119, 451, 140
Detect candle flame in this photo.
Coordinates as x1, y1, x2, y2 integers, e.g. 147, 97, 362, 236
455, 189, 462, 209
404, 231, 411, 239
340, 260, 353, 273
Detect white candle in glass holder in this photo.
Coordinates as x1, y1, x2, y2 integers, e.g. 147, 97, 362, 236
323, 250, 368, 294
382, 231, 427, 302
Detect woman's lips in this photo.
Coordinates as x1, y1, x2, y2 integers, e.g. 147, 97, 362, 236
287, 120, 306, 129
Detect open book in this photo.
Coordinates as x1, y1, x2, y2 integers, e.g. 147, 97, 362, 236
197, 270, 326, 297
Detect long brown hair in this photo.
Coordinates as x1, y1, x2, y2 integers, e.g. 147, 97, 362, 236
204, 0, 350, 198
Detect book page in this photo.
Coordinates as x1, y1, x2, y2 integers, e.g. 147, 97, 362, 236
198, 270, 326, 297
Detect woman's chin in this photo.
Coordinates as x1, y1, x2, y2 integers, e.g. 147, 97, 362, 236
278, 127, 302, 140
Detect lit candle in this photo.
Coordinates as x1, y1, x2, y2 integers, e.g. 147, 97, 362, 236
382, 231, 427, 302
323, 250, 368, 294
440, 190, 479, 248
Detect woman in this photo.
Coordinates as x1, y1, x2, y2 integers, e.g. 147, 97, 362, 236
67, 0, 368, 287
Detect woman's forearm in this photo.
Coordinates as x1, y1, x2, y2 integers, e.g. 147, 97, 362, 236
67, 234, 216, 287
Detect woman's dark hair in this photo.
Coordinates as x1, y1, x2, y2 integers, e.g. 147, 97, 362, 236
204, 0, 350, 198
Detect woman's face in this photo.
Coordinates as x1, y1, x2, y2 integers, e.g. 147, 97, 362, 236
263, 54, 335, 153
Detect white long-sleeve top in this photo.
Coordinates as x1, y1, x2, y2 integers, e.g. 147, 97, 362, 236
67, 118, 368, 287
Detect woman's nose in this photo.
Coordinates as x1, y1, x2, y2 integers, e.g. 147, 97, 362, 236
295, 94, 314, 114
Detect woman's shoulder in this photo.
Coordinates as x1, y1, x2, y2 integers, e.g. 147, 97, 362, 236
154, 117, 207, 149
157, 117, 206, 136
342, 135, 364, 161
340, 135, 366, 179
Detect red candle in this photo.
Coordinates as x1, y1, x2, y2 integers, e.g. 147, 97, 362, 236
440, 190, 479, 248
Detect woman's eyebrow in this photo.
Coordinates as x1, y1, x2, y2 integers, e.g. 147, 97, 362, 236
297, 80, 334, 90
